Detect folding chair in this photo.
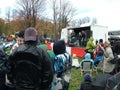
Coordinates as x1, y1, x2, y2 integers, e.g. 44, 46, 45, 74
80, 61, 93, 76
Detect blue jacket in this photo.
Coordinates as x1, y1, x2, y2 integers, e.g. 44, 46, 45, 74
80, 53, 94, 67
94, 56, 103, 65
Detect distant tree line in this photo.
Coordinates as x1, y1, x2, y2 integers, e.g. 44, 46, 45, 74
71, 16, 97, 27
0, 0, 97, 40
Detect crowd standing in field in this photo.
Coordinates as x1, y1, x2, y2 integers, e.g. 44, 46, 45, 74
0, 28, 120, 90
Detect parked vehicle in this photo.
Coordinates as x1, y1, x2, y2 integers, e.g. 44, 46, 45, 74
108, 30, 120, 55
60, 24, 109, 47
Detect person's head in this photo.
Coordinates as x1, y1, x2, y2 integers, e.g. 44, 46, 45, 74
95, 40, 98, 45
18, 30, 25, 38
53, 40, 66, 55
79, 32, 82, 35
99, 39, 103, 43
89, 37, 94, 41
105, 41, 111, 47
24, 27, 37, 44
85, 53, 91, 59
17, 30, 25, 46
84, 73, 91, 82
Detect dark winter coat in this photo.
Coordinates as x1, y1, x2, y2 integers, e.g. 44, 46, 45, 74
52, 40, 72, 90
106, 72, 120, 90
6, 42, 54, 90
92, 73, 113, 90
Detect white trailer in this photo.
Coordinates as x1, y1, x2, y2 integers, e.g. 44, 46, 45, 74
60, 24, 108, 47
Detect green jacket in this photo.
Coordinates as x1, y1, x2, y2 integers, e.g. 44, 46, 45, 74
86, 37, 97, 52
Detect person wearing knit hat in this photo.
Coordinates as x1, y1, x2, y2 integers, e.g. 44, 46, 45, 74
53, 40, 66, 55
84, 73, 92, 81
52, 40, 72, 90
80, 73, 92, 90
6, 27, 54, 90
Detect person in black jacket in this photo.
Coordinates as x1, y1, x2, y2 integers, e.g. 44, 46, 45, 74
80, 73, 92, 90
6, 27, 54, 90
52, 40, 72, 90
0, 47, 8, 90
105, 58, 120, 90
92, 57, 120, 90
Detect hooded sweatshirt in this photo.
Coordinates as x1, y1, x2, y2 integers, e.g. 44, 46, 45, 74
53, 40, 66, 55
80, 53, 94, 67
86, 37, 97, 52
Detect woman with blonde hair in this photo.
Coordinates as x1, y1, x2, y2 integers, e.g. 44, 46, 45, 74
101, 41, 115, 73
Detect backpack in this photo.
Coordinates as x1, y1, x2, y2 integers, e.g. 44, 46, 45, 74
10, 51, 41, 90
81, 81, 92, 90
53, 53, 71, 77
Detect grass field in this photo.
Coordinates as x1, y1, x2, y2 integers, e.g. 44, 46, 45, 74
68, 67, 103, 90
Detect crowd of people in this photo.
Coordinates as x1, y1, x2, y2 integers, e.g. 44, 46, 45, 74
85, 37, 116, 73
0, 27, 72, 90
79, 36, 120, 90
69, 30, 86, 47
0, 27, 120, 90
80, 56, 120, 90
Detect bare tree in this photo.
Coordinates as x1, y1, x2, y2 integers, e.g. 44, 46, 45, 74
16, 0, 46, 28
5, 7, 11, 34
92, 17, 97, 24
49, 0, 76, 40
12, 9, 18, 20
59, 0, 75, 28
0, 8, 1, 17
48, 0, 59, 40
5, 7, 11, 23
71, 19, 82, 27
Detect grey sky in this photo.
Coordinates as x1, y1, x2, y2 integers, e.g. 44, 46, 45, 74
0, 0, 120, 30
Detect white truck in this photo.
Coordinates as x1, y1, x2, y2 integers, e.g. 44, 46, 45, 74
60, 24, 109, 47
108, 30, 120, 47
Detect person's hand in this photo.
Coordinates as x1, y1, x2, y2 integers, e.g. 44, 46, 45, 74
99, 44, 104, 51
101, 46, 104, 51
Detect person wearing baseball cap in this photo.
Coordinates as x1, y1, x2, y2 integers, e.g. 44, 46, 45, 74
6, 27, 53, 90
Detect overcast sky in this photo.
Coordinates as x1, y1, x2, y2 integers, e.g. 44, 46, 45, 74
70, 0, 120, 30
0, 0, 120, 30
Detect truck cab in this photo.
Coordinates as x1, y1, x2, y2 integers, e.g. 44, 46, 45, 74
108, 30, 120, 55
